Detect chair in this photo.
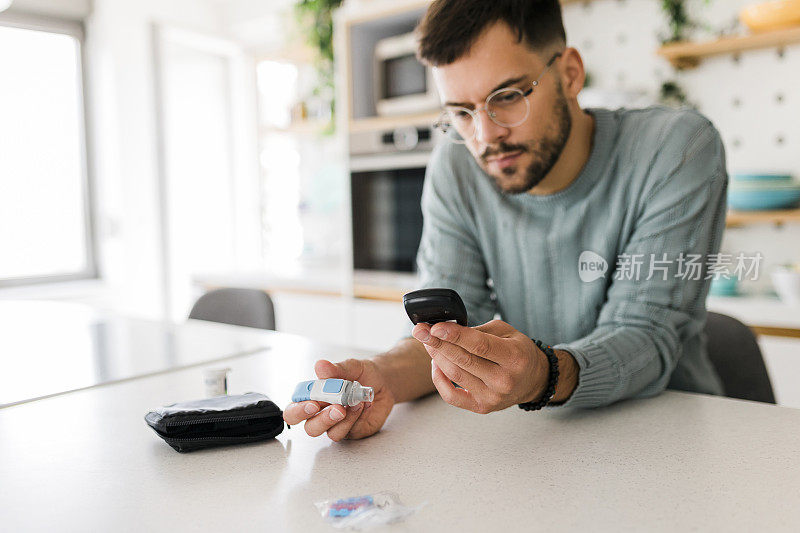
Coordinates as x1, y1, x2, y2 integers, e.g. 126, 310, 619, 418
703, 312, 775, 404
189, 288, 276, 330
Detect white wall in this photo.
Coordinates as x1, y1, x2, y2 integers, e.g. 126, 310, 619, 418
211, 0, 297, 53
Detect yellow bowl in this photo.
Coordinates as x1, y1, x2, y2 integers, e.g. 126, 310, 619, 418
740, 0, 800, 32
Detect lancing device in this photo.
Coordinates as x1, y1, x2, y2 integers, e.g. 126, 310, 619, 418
292, 378, 374, 407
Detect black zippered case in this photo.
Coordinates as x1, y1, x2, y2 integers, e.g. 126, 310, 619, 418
145, 392, 285, 453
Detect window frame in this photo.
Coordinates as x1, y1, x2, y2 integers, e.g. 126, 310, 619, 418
0, 12, 98, 287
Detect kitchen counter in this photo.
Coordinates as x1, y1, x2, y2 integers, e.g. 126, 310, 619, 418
196, 270, 800, 337
3, 328, 800, 531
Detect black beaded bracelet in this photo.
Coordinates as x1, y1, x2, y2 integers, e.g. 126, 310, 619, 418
518, 339, 559, 411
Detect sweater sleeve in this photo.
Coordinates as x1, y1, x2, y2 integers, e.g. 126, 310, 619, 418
415, 145, 498, 327
550, 119, 728, 409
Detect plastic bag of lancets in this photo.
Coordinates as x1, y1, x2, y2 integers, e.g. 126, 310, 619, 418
314, 491, 426, 530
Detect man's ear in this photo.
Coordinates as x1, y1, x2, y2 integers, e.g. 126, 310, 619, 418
559, 47, 586, 99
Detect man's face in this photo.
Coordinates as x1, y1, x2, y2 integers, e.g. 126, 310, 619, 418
432, 22, 572, 194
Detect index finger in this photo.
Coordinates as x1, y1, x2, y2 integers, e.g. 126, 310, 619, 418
283, 401, 326, 425
473, 319, 518, 337
428, 322, 510, 364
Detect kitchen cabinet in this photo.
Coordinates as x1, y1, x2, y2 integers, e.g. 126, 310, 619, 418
271, 292, 409, 354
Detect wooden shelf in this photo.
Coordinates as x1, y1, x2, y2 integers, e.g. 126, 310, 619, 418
752, 326, 800, 339
658, 26, 800, 69
349, 111, 440, 133
726, 208, 800, 227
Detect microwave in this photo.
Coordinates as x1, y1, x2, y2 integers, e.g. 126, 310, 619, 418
374, 32, 440, 116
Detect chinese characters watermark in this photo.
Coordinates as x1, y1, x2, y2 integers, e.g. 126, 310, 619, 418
578, 251, 763, 282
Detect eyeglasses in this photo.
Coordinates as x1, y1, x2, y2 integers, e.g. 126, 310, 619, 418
433, 52, 562, 144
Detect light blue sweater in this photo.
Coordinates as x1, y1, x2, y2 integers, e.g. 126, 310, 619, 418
416, 106, 726, 409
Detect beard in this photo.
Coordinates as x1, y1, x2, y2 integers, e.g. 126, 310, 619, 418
478, 82, 572, 194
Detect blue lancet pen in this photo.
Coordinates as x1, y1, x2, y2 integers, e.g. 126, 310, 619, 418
291, 379, 374, 406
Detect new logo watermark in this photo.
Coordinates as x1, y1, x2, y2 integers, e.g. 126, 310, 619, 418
578, 251, 608, 282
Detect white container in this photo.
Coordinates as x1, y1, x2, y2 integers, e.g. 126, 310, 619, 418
771, 266, 800, 306
203, 367, 231, 397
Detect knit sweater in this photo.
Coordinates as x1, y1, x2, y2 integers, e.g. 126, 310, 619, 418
416, 106, 726, 409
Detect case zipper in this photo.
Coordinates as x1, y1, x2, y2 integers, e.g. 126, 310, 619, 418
165, 412, 279, 427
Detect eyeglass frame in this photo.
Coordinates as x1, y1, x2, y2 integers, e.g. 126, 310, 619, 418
433, 51, 563, 144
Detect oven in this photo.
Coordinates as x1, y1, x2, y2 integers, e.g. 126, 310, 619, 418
349, 124, 443, 273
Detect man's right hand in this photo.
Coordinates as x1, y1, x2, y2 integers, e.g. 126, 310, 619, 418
283, 358, 395, 441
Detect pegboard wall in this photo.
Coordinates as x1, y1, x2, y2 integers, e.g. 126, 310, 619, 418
562, 0, 800, 293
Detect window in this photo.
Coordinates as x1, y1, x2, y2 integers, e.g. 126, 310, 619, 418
0, 17, 95, 285
257, 60, 304, 265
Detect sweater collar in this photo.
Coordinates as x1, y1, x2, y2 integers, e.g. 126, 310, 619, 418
507, 107, 617, 205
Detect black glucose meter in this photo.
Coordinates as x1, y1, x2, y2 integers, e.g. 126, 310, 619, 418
402, 288, 468, 326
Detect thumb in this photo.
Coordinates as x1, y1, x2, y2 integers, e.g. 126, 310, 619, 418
314, 358, 365, 381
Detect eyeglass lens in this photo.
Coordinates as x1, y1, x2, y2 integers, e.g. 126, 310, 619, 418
441, 87, 530, 142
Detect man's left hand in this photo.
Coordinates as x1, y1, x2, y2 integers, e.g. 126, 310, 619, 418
411, 319, 551, 413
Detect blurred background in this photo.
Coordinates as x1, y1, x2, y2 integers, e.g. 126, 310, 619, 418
1, 0, 799, 403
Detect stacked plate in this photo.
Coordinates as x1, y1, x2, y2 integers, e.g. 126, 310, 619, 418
728, 173, 800, 211
772, 264, 800, 306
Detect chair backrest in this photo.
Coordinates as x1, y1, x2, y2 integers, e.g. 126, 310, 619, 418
189, 288, 276, 331
704, 312, 775, 404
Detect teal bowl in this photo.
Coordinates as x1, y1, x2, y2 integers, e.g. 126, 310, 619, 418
732, 172, 793, 183
710, 277, 738, 297
728, 188, 800, 210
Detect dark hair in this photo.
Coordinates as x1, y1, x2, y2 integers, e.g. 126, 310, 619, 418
416, 0, 567, 66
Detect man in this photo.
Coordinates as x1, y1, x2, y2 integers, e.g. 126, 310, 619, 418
284, 0, 726, 440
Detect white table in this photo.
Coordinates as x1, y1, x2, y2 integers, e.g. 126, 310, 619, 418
2, 330, 800, 532
0, 301, 272, 407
